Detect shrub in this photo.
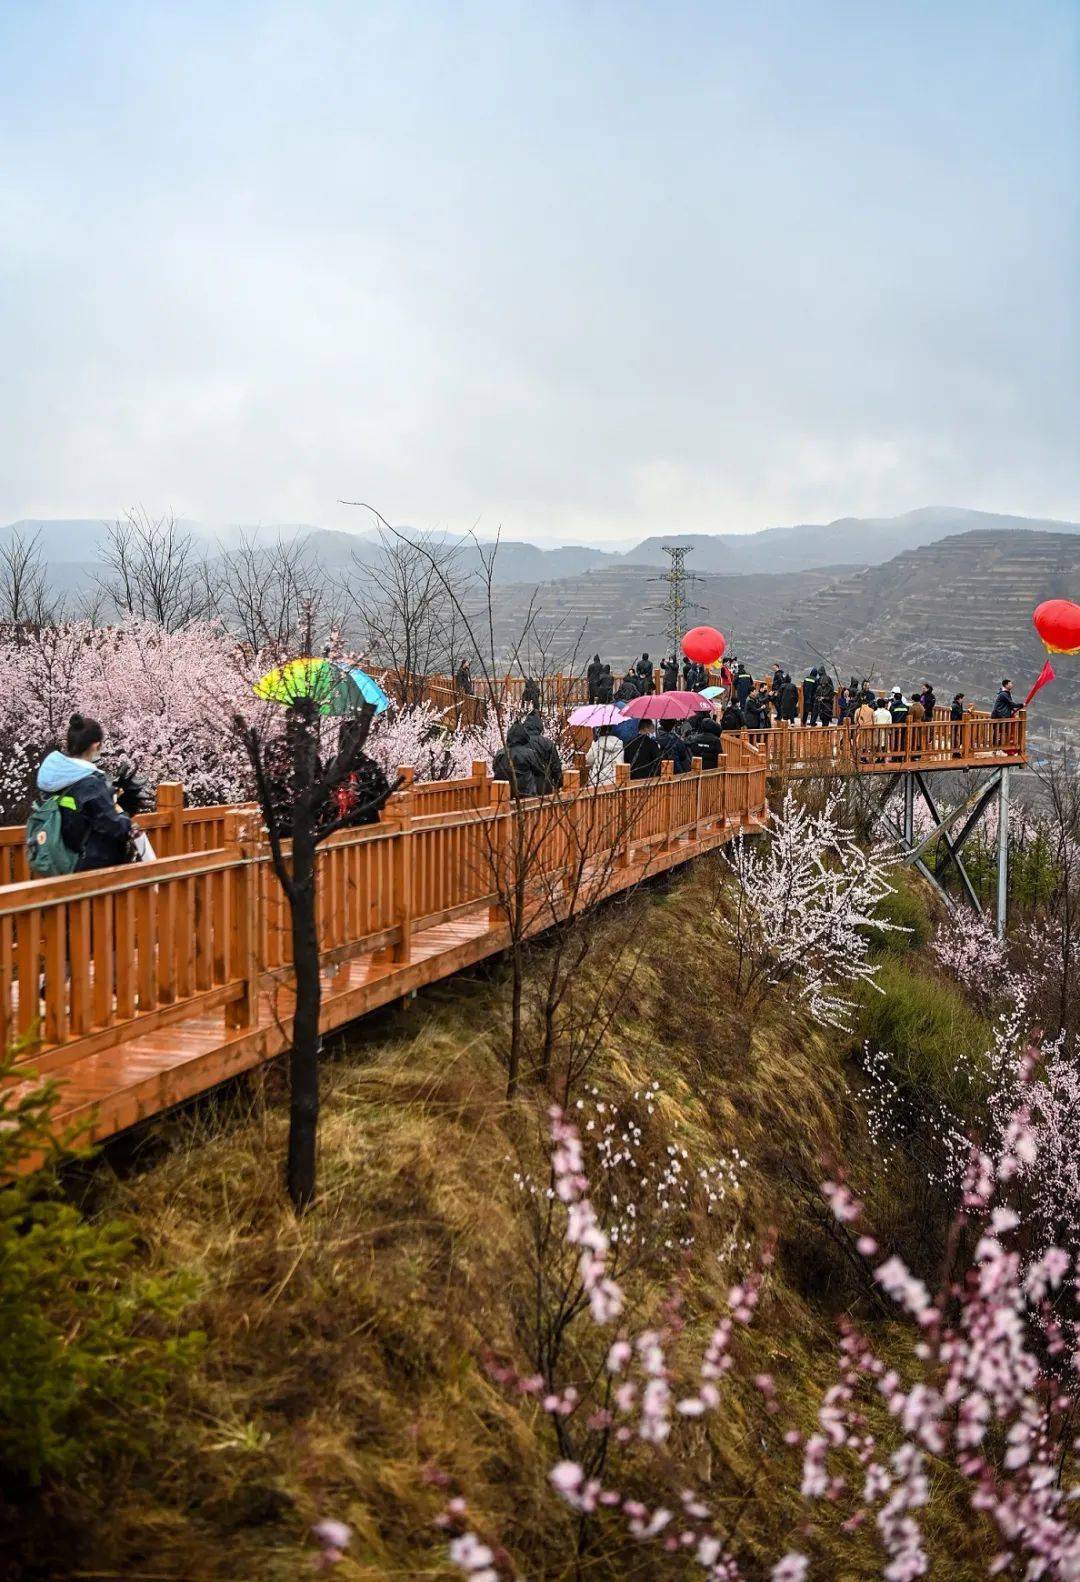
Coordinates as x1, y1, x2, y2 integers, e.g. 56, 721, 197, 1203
854, 959, 991, 1116
0, 1052, 200, 1486
862, 871, 932, 953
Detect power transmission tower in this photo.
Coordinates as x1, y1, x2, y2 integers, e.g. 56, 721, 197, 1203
649, 545, 703, 657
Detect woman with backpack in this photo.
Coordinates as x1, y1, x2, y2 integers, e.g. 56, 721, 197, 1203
31, 714, 135, 873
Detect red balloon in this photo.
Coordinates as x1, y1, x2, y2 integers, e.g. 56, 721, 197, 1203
1033, 599, 1080, 656
681, 625, 726, 664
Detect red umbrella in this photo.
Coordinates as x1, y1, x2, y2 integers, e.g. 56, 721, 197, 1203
622, 694, 699, 720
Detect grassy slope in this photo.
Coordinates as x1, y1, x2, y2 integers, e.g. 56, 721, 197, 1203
6, 859, 992, 1581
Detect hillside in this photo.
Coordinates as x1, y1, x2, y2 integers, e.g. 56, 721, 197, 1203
758, 528, 1080, 733
6, 506, 1079, 590
2, 855, 1000, 1581
624, 506, 1080, 574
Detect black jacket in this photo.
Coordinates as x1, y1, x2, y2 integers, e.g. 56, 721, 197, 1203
36, 755, 133, 872
735, 671, 753, 705
890, 698, 910, 724
492, 722, 544, 799
522, 677, 541, 707
815, 680, 835, 718
991, 688, 1020, 720
522, 713, 563, 792
624, 733, 661, 779
686, 730, 722, 769
744, 694, 771, 729
720, 704, 746, 733
921, 689, 936, 716
778, 681, 799, 719
656, 727, 691, 772
661, 661, 678, 691
595, 672, 614, 704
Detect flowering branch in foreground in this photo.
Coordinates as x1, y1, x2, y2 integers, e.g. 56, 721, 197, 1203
448, 1081, 1080, 1580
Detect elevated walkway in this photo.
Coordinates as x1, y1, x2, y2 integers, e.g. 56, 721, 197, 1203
4, 747, 766, 1162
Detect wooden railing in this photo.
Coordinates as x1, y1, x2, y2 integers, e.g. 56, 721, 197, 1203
738, 714, 1026, 775
0, 784, 243, 888
0, 746, 766, 1092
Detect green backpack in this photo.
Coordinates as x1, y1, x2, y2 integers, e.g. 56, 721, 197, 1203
26, 794, 79, 878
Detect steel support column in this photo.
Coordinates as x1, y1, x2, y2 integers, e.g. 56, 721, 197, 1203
996, 767, 1010, 939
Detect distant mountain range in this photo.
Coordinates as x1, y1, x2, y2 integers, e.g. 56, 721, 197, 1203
4, 506, 1079, 584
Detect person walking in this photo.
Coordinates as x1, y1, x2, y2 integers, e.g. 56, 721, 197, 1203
586, 726, 623, 786
920, 682, 937, 717
872, 695, 893, 763
735, 662, 753, 708
34, 714, 135, 872
521, 675, 541, 709
522, 711, 563, 792
454, 658, 473, 696
595, 665, 614, 705
624, 718, 662, 778
815, 671, 835, 726
586, 654, 603, 703
720, 699, 746, 734
777, 673, 799, 724
492, 721, 543, 799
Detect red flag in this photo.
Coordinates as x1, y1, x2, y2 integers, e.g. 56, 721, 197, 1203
1024, 659, 1055, 707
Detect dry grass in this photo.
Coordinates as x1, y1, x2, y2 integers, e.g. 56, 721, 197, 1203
4, 859, 987, 1581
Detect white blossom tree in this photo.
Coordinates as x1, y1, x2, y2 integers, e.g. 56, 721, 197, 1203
726, 790, 904, 1029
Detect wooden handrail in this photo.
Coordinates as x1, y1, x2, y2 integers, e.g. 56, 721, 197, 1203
0, 755, 765, 1078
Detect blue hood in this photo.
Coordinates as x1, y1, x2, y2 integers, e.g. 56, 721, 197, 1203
37, 751, 102, 795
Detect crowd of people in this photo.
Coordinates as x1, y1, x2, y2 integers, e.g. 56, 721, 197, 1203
487, 654, 1027, 799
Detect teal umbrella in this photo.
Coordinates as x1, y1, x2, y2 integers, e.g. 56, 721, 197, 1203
343, 667, 389, 714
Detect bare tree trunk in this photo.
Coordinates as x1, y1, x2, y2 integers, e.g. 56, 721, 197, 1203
286, 820, 321, 1211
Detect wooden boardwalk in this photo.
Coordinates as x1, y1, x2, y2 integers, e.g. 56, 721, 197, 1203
4, 746, 768, 1159
2, 707, 1026, 1164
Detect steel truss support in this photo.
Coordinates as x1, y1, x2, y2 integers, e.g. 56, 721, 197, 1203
873, 767, 1010, 937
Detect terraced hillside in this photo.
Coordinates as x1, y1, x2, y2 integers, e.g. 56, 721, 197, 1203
763, 530, 1080, 736
483, 563, 844, 667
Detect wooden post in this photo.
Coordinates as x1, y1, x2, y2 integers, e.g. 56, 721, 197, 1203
224, 809, 260, 1032
488, 779, 510, 922
390, 774, 414, 964
691, 755, 703, 838
155, 781, 184, 858
471, 760, 489, 809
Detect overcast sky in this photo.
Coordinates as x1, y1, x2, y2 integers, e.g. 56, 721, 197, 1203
1, 1, 1077, 543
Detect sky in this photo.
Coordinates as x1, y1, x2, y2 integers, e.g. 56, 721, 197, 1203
1, 1, 1077, 544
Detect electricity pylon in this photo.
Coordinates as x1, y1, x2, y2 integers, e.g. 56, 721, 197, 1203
649, 545, 704, 657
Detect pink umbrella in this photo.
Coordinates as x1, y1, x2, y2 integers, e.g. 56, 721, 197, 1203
622, 694, 699, 720
666, 690, 716, 711
568, 704, 625, 726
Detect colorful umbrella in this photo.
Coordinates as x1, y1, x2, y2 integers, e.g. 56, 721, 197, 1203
254, 657, 376, 716
622, 694, 699, 720
568, 704, 624, 726
701, 685, 725, 699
